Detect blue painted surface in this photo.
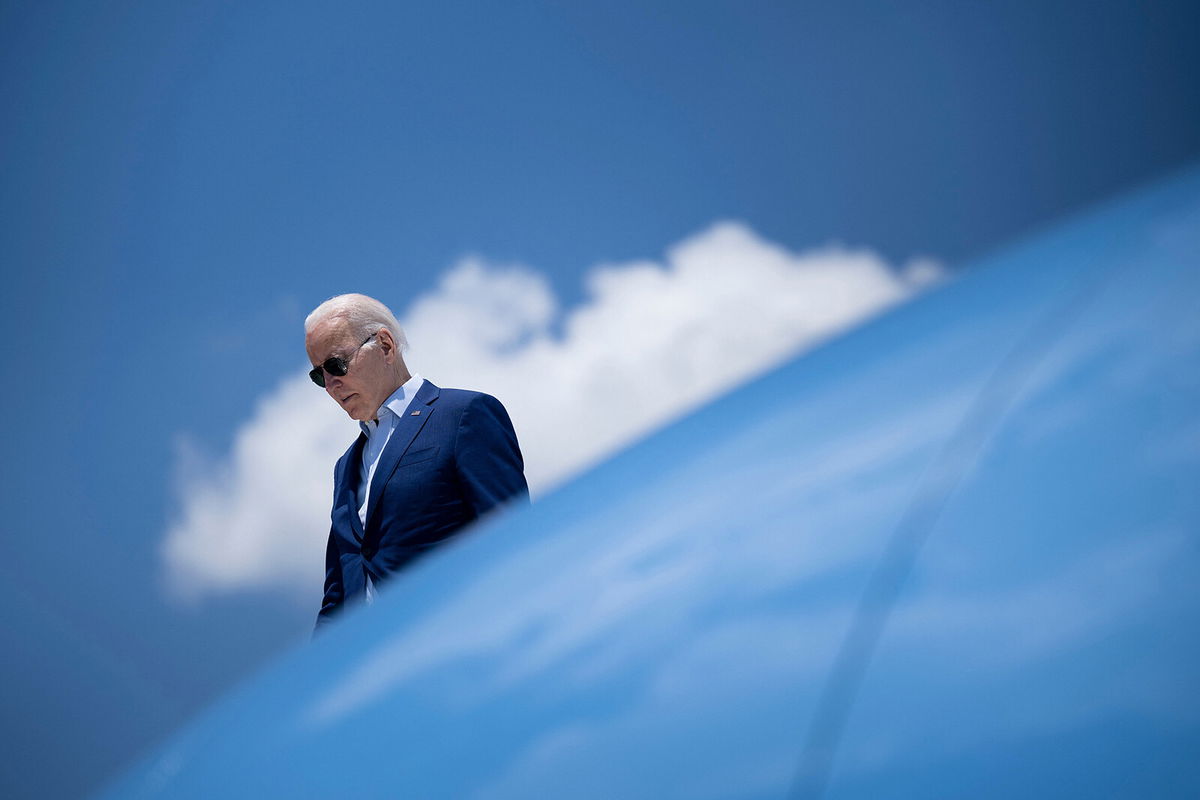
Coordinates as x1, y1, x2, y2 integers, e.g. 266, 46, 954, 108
98, 164, 1200, 799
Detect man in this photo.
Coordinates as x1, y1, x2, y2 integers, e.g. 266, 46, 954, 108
305, 293, 528, 632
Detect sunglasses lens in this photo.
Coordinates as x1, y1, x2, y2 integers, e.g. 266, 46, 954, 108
310, 346, 360, 388
323, 357, 349, 377
309, 356, 350, 388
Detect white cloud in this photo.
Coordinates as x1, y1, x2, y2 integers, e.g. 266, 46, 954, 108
161, 221, 943, 602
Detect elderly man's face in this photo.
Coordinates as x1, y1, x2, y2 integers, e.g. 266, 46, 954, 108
306, 319, 396, 422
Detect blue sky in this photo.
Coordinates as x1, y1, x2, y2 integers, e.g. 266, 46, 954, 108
1, 1, 1198, 797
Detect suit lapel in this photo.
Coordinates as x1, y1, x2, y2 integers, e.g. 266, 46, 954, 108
335, 433, 368, 541
363, 380, 440, 528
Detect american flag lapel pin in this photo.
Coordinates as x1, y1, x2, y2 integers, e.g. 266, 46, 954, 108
411, 410, 421, 416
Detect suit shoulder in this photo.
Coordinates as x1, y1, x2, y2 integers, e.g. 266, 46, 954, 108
435, 387, 506, 410
336, 433, 363, 464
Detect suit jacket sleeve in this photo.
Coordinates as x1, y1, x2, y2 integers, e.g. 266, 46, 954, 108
454, 393, 530, 516
312, 532, 345, 638
313, 525, 345, 636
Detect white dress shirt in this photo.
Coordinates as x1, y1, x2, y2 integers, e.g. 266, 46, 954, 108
357, 373, 424, 602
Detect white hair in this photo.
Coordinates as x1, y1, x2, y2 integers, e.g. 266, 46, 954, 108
304, 293, 409, 351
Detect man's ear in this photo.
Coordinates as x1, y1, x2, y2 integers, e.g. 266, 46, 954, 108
376, 327, 396, 360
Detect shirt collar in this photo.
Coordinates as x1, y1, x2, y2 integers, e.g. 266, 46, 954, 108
360, 373, 424, 436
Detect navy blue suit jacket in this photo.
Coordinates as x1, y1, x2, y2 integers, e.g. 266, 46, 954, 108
316, 380, 528, 630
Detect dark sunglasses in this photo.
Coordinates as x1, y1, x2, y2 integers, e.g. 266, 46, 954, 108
309, 332, 378, 387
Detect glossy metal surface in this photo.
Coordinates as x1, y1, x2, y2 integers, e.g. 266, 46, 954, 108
100, 164, 1200, 798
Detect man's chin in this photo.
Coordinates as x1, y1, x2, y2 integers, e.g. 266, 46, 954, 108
341, 394, 380, 422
